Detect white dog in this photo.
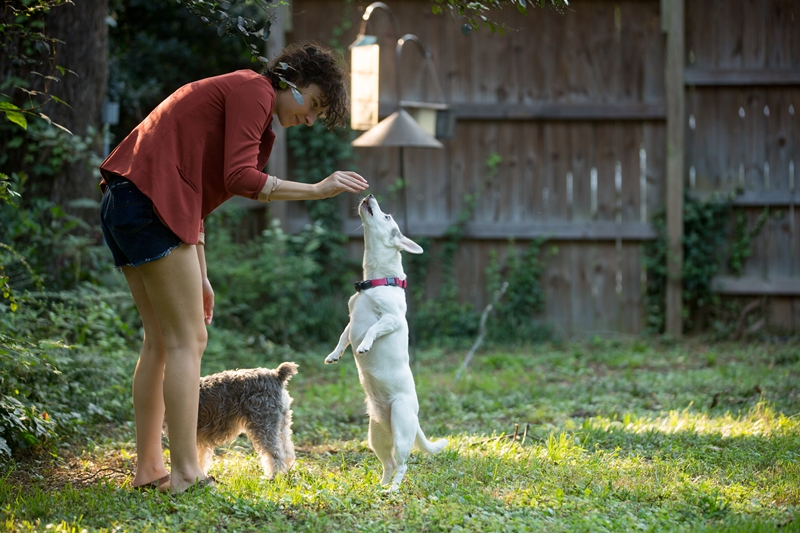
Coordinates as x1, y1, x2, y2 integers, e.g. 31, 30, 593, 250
325, 195, 448, 491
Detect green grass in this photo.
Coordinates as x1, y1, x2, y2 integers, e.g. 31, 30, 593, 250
2, 336, 799, 532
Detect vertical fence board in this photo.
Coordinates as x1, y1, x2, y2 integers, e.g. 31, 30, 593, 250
569, 123, 595, 222
545, 242, 572, 338
546, 122, 572, 221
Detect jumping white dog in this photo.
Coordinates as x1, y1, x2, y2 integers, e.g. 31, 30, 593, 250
325, 195, 448, 491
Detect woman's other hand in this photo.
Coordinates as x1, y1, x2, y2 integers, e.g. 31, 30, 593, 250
202, 277, 215, 325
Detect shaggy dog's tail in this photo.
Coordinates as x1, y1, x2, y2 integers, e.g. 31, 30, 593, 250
276, 362, 299, 382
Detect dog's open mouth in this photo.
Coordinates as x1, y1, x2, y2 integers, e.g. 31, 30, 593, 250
360, 198, 374, 217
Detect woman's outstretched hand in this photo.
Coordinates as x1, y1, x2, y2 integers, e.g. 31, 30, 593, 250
315, 171, 369, 199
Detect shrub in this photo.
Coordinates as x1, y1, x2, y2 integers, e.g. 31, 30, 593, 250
205, 210, 351, 348
0, 172, 113, 293
0, 286, 136, 458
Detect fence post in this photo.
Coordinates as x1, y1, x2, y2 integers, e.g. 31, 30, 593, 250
663, 0, 684, 337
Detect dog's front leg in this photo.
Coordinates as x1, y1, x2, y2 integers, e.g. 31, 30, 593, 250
324, 323, 351, 364
357, 315, 401, 354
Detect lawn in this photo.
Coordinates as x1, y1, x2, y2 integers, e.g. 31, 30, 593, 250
2, 336, 799, 532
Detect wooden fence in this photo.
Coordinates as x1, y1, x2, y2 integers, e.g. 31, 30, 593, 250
254, 0, 799, 337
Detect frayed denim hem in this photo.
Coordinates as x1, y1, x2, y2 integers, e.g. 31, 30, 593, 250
114, 242, 182, 270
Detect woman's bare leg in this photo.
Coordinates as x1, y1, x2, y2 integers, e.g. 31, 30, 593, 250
134, 243, 209, 492
123, 267, 170, 488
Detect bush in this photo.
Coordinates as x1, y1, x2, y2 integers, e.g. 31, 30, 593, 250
486, 239, 551, 344
204, 209, 351, 348
0, 172, 113, 293
0, 286, 136, 458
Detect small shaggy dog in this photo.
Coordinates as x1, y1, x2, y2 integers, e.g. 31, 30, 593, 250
168, 362, 298, 479
325, 195, 448, 491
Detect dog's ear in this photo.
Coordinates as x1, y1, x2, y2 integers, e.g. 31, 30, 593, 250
398, 235, 423, 254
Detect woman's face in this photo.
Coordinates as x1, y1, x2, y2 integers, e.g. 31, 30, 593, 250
274, 83, 327, 128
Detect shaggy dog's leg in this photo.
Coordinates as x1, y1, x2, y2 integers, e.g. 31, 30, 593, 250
369, 418, 396, 486
388, 399, 418, 491
196, 443, 215, 475
280, 424, 295, 471
325, 323, 351, 364
247, 424, 285, 479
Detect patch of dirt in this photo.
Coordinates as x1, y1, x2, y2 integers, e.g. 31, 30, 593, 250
6, 447, 136, 492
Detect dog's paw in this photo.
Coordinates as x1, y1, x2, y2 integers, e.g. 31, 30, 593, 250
324, 352, 341, 364
356, 340, 372, 354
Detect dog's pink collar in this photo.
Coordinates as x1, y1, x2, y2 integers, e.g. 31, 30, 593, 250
355, 277, 407, 292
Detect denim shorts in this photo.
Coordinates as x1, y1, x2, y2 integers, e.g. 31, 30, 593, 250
99, 177, 182, 268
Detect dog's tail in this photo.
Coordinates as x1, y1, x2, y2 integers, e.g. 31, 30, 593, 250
414, 428, 448, 454
276, 362, 299, 382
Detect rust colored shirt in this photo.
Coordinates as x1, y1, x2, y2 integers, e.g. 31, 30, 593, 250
99, 70, 276, 244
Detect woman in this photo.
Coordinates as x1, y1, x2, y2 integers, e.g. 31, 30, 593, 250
98, 42, 368, 493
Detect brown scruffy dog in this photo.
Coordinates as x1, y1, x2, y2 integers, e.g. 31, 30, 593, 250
167, 362, 299, 479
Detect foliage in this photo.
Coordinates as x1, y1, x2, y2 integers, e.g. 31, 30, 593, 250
2, 339, 799, 530
643, 193, 770, 336
0, 286, 136, 458
485, 238, 552, 343
0, 173, 112, 293
727, 207, 768, 277
644, 194, 729, 334
204, 209, 350, 348
286, 121, 359, 292
0, 173, 28, 312
0, 0, 73, 133
0, 111, 132, 459
432, 0, 570, 35
179, 0, 275, 41
107, 0, 257, 137
0, 118, 102, 200
176, 0, 571, 41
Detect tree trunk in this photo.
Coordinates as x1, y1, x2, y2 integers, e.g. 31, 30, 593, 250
41, 0, 109, 208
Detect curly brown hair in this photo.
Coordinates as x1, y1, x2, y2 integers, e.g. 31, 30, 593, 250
263, 42, 348, 129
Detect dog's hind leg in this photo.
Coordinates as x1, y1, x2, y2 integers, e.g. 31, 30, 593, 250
325, 323, 351, 364
368, 418, 396, 486
279, 407, 296, 472
246, 427, 285, 479
387, 399, 418, 491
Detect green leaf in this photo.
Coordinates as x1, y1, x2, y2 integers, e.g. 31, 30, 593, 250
50, 95, 71, 108
3, 110, 27, 130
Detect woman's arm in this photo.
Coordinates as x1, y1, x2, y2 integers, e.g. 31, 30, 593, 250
258, 170, 368, 202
